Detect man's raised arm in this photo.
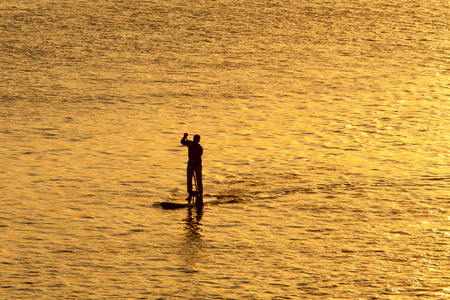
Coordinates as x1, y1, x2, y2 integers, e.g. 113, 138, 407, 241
181, 133, 188, 145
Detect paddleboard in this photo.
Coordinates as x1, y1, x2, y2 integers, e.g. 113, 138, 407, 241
160, 196, 218, 209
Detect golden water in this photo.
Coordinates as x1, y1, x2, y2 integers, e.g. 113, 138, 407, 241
1, 0, 450, 298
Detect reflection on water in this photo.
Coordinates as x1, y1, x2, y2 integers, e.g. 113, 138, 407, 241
184, 207, 204, 241
1, 0, 450, 298
177, 207, 205, 277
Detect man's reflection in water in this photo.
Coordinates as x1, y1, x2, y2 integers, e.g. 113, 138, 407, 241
180, 207, 204, 268
183, 206, 203, 240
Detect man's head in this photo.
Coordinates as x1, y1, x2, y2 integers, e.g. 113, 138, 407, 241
193, 134, 201, 143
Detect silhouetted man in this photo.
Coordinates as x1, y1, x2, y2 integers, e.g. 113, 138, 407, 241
181, 133, 203, 202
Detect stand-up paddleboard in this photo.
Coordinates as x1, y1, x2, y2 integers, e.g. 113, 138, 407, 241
160, 196, 218, 209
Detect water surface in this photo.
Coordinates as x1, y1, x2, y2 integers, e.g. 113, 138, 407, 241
1, 0, 450, 298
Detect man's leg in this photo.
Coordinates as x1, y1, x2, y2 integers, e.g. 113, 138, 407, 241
187, 164, 193, 195
195, 165, 203, 195
194, 165, 203, 207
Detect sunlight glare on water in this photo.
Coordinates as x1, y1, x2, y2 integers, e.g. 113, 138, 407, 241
1, 0, 450, 299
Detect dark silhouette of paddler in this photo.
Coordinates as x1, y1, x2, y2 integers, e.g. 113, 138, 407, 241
181, 133, 203, 203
